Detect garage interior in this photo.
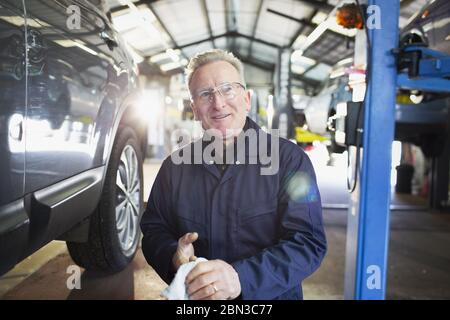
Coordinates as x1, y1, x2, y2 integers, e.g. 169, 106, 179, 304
0, 0, 449, 300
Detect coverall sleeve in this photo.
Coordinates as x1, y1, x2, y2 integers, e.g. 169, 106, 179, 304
140, 160, 178, 284
232, 146, 327, 299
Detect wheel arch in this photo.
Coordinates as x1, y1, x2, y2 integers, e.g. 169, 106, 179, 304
103, 91, 148, 187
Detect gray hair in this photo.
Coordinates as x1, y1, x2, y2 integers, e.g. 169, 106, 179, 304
185, 49, 246, 89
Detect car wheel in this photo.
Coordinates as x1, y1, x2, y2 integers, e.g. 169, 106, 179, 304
67, 127, 144, 273
420, 135, 446, 158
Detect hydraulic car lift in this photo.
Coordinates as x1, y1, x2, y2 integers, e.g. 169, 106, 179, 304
344, 0, 450, 299
396, 45, 450, 211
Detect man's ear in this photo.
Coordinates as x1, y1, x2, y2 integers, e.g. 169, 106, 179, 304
244, 90, 251, 112
190, 101, 198, 120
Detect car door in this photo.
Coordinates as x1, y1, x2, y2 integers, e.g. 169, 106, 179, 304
0, 0, 29, 274
0, 0, 26, 207
20, 0, 133, 251
23, 0, 123, 193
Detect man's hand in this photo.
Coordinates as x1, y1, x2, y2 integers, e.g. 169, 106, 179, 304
185, 259, 241, 300
172, 232, 198, 271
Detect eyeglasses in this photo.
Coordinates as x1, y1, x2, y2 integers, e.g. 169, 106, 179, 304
192, 82, 246, 105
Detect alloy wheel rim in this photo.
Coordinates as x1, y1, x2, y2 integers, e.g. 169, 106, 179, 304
115, 145, 141, 255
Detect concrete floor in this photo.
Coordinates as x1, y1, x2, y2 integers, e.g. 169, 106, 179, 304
303, 208, 450, 299
1, 157, 450, 299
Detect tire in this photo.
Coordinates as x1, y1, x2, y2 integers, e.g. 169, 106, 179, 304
420, 135, 446, 158
67, 127, 144, 274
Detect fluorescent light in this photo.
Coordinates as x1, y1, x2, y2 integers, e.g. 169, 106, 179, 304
149, 52, 169, 63
292, 35, 307, 49
291, 64, 306, 74
115, 0, 170, 49
301, 19, 330, 52
160, 61, 183, 72
311, 11, 328, 25
52, 39, 98, 56
53, 39, 78, 47
74, 41, 98, 56
0, 16, 50, 28
166, 48, 179, 62
150, 49, 181, 63
111, 12, 139, 32
291, 52, 316, 65
294, 0, 354, 53
328, 20, 357, 37
337, 57, 353, 66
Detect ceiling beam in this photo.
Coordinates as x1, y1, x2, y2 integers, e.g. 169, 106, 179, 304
235, 31, 280, 49
235, 52, 321, 87
299, 40, 341, 76
110, 0, 159, 14
225, 0, 238, 53
278, 6, 352, 49
248, 0, 264, 59
224, 0, 229, 50
267, 8, 315, 28
145, 43, 320, 88
145, 2, 189, 60
173, 34, 228, 50
289, 17, 311, 47
289, 0, 328, 48
201, 0, 215, 49
235, 53, 274, 72
289, 0, 356, 48
296, 0, 333, 12
147, 31, 280, 54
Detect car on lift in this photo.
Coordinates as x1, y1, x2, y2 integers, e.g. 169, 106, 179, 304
395, 0, 450, 157
399, 0, 450, 57
293, 58, 353, 154
0, 0, 147, 276
301, 0, 450, 158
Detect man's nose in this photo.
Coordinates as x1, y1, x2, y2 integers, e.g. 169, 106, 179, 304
210, 90, 226, 108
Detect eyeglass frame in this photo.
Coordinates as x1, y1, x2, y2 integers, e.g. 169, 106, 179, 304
190, 82, 246, 105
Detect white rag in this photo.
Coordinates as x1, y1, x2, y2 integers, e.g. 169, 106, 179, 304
161, 257, 207, 300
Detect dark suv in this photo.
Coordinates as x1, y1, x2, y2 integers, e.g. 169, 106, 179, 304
0, 0, 147, 275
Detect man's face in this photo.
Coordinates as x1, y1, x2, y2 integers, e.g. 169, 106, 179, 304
189, 61, 250, 139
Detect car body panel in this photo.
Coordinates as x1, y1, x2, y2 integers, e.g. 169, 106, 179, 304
400, 0, 450, 54
0, 0, 26, 207
295, 61, 352, 136
0, 0, 29, 275
0, 0, 143, 275
23, 0, 129, 194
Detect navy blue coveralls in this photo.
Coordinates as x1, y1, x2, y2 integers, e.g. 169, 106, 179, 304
140, 117, 327, 299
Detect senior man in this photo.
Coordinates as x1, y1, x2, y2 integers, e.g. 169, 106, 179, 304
140, 49, 326, 300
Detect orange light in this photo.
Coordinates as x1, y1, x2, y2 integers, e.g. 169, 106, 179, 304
336, 3, 364, 30
421, 10, 429, 19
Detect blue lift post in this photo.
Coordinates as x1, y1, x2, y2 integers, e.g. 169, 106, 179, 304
344, 0, 400, 299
